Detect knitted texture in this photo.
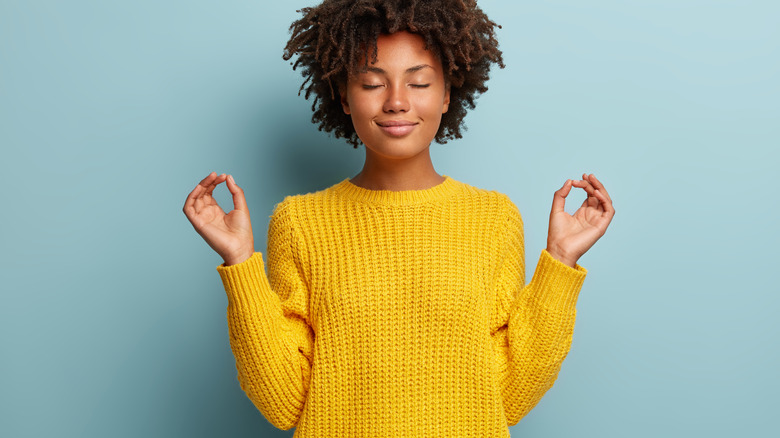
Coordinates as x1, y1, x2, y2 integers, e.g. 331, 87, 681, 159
216, 175, 587, 437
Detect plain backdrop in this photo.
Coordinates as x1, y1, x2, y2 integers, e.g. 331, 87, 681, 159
2, 1, 778, 437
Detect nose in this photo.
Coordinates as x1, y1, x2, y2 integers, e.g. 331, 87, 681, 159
383, 83, 410, 113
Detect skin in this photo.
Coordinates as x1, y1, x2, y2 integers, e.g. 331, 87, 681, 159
339, 31, 450, 191
183, 32, 615, 268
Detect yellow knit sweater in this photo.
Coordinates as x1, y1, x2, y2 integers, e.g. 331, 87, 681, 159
216, 175, 587, 437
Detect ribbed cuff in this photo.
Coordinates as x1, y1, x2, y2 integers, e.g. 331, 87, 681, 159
215, 252, 270, 309
525, 249, 587, 312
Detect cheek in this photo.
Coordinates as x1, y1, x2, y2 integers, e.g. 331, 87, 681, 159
417, 92, 449, 117
419, 101, 446, 124
346, 100, 374, 138
347, 103, 372, 128
346, 92, 376, 119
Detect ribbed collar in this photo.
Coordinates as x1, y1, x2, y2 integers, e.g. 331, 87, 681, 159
332, 175, 460, 205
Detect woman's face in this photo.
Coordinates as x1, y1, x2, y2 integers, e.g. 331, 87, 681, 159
340, 31, 450, 161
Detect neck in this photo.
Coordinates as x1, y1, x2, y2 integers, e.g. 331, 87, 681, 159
350, 146, 444, 191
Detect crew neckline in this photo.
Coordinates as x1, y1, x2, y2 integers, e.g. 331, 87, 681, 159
333, 175, 459, 205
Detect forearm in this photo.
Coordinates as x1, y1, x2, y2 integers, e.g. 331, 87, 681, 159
497, 250, 586, 425
217, 252, 313, 430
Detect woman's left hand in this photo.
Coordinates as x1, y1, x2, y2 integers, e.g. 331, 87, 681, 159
546, 173, 615, 267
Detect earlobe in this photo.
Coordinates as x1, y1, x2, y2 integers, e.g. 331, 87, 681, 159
341, 97, 351, 115
338, 85, 351, 115
442, 86, 451, 114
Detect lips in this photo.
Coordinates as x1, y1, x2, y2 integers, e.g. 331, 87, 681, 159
376, 120, 418, 137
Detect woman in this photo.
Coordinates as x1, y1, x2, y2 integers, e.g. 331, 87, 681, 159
183, 0, 614, 436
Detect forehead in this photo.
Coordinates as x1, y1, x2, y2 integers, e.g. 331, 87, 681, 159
355, 31, 442, 73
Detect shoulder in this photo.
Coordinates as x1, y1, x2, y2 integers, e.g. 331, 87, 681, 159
450, 178, 522, 222
269, 195, 298, 225
269, 179, 346, 221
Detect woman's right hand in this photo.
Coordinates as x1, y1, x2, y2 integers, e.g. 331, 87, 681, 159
183, 172, 255, 266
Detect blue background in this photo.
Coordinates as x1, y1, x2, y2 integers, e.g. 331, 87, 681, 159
2, 0, 778, 436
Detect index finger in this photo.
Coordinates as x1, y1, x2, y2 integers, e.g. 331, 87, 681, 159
586, 174, 612, 204
201, 173, 227, 198
183, 172, 223, 212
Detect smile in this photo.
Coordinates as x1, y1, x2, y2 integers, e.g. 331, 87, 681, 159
376, 120, 418, 137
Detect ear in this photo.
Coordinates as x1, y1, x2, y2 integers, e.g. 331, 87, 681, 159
442, 83, 451, 114
338, 83, 351, 115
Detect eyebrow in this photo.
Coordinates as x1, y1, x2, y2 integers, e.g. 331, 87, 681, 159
361, 64, 433, 74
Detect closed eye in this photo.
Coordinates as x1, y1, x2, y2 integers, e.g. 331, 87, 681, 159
362, 84, 382, 89
411, 84, 430, 88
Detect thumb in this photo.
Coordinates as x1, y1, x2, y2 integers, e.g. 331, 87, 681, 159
551, 179, 572, 215
226, 174, 249, 213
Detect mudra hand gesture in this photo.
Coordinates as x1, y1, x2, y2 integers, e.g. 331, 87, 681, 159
545, 173, 615, 268
182, 172, 255, 266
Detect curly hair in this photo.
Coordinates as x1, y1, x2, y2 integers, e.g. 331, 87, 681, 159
282, 0, 504, 148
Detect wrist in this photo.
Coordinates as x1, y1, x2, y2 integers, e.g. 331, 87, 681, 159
545, 247, 577, 268
223, 250, 254, 267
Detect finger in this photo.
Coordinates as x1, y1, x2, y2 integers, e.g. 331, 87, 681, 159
571, 179, 600, 209
587, 174, 612, 204
184, 172, 217, 214
582, 173, 595, 198
226, 174, 250, 213
185, 172, 227, 216
571, 178, 596, 197
593, 189, 615, 221
551, 179, 573, 214
190, 172, 220, 203
198, 171, 218, 187
197, 175, 230, 214
204, 173, 228, 197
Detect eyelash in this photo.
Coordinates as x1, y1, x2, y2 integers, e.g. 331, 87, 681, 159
361, 84, 431, 89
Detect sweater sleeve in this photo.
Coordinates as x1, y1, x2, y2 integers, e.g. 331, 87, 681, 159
490, 197, 587, 426
215, 197, 314, 430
